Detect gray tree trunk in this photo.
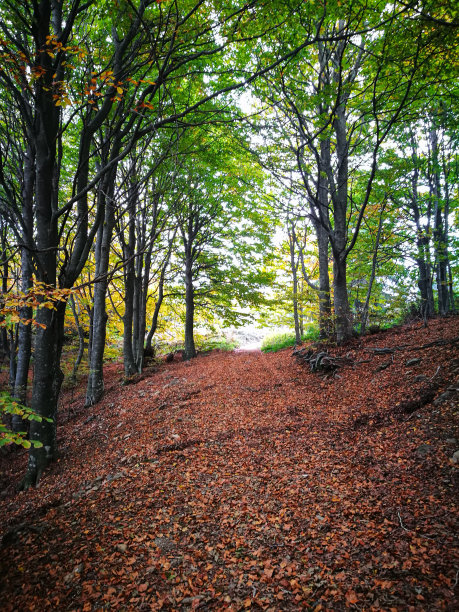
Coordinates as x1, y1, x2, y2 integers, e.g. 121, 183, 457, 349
12, 145, 35, 431
122, 190, 137, 377
85, 166, 118, 405
331, 104, 353, 343
360, 204, 385, 335
183, 255, 196, 360
430, 125, 449, 315
288, 221, 302, 344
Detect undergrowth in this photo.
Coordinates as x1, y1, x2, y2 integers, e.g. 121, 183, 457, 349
261, 326, 320, 352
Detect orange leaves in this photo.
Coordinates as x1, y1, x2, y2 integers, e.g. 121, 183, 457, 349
1, 317, 459, 610
263, 567, 274, 579
345, 590, 359, 605
0, 282, 73, 329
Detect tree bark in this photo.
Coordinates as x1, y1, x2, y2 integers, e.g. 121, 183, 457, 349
288, 220, 302, 344
430, 125, 449, 315
22, 0, 63, 487
122, 185, 137, 377
360, 204, 385, 336
331, 102, 353, 343
183, 255, 197, 360
85, 162, 118, 405
12, 145, 35, 431
69, 294, 85, 383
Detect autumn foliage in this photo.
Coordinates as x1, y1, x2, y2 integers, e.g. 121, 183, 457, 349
0, 316, 458, 610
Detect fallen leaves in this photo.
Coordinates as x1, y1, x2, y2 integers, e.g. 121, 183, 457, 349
0, 317, 458, 610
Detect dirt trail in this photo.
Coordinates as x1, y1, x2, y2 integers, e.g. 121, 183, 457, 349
1, 317, 458, 610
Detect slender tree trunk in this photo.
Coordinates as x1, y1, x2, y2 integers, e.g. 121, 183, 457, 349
122, 193, 137, 377
8, 327, 17, 392
288, 222, 301, 344
69, 295, 85, 383
85, 169, 117, 405
145, 263, 167, 353
183, 255, 196, 360
360, 205, 385, 336
0, 230, 10, 369
133, 271, 144, 370
430, 126, 449, 315
12, 145, 35, 431
415, 235, 435, 318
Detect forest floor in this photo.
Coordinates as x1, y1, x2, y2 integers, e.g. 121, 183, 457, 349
0, 316, 458, 611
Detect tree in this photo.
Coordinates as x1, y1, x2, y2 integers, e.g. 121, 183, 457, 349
250, 0, 459, 341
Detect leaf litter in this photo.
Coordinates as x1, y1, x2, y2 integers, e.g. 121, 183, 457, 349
0, 316, 458, 610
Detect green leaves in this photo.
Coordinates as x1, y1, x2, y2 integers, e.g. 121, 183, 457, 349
0, 392, 52, 448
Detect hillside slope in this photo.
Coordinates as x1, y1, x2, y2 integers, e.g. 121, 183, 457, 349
1, 316, 458, 610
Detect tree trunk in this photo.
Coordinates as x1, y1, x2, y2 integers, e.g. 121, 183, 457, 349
333, 253, 353, 343
145, 261, 167, 353
316, 136, 332, 339
85, 170, 117, 405
331, 104, 353, 343
430, 125, 449, 315
416, 236, 435, 318
122, 193, 137, 377
12, 145, 35, 431
360, 204, 385, 336
69, 294, 85, 383
315, 221, 332, 339
23, 300, 66, 489
409, 136, 434, 318
288, 222, 301, 345
22, 0, 63, 487
183, 256, 196, 360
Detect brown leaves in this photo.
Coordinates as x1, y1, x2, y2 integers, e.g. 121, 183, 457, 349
1, 317, 458, 610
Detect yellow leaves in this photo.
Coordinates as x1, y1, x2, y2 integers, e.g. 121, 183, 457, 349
54, 97, 71, 107
0, 283, 73, 330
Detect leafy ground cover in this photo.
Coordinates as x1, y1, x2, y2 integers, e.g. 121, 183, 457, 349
0, 316, 458, 611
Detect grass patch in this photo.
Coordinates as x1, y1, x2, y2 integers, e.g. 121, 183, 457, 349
158, 334, 239, 356
261, 326, 320, 353
199, 337, 239, 352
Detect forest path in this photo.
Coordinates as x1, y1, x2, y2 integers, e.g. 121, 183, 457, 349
1, 317, 458, 610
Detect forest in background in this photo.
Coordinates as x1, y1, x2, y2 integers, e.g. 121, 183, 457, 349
0, 0, 458, 487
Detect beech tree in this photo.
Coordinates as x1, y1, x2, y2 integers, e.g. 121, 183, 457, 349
250, 0, 458, 341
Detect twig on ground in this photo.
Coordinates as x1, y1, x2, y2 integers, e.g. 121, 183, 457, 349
397, 509, 410, 532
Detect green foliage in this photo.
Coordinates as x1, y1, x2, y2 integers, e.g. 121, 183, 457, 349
0, 393, 52, 448
158, 332, 239, 355
197, 335, 239, 353
261, 325, 320, 353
